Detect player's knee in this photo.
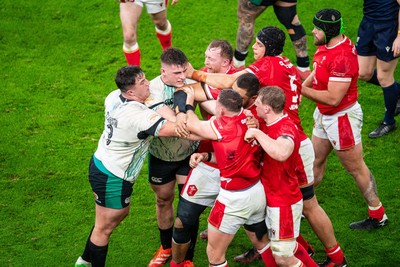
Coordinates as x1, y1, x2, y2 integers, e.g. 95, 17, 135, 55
155, 194, 174, 208
173, 226, 191, 244
358, 69, 374, 81
274, 5, 306, 41
270, 240, 296, 258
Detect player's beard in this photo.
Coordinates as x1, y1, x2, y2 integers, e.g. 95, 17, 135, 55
314, 36, 326, 46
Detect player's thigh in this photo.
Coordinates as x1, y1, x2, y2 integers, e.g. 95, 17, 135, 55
238, 0, 267, 22
335, 142, 365, 174
95, 204, 130, 231
120, 2, 142, 36
311, 134, 332, 165
150, 179, 176, 202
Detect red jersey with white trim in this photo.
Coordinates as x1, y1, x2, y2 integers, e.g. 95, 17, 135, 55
246, 56, 307, 141
201, 65, 237, 99
312, 36, 359, 115
211, 110, 262, 190
260, 115, 302, 207
197, 65, 238, 169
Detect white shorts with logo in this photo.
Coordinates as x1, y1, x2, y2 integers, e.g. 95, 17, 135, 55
313, 102, 363, 150
266, 199, 303, 242
298, 138, 315, 186
181, 162, 220, 207
132, 0, 166, 14
208, 180, 266, 235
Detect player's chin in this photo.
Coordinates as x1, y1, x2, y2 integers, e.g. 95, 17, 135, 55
176, 81, 185, 87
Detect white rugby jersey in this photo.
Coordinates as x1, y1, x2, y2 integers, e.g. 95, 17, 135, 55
94, 89, 165, 182
146, 76, 199, 161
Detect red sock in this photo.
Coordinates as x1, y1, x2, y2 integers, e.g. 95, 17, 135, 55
170, 260, 184, 267
259, 245, 278, 267
368, 204, 385, 220
296, 234, 310, 251
156, 20, 172, 50
123, 49, 140, 66
325, 243, 345, 264
294, 242, 318, 267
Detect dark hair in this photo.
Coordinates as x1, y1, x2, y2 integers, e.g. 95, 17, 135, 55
218, 89, 242, 113
235, 73, 260, 98
258, 86, 286, 113
160, 47, 188, 67
257, 26, 286, 56
115, 65, 143, 92
208, 39, 233, 62
313, 9, 343, 43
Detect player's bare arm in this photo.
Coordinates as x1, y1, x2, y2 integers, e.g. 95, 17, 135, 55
156, 105, 178, 122
189, 69, 246, 89
245, 128, 294, 162
199, 100, 217, 116
301, 80, 350, 106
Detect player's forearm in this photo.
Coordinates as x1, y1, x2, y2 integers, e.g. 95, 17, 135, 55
301, 85, 342, 106
191, 70, 236, 89
254, 131, 293, 161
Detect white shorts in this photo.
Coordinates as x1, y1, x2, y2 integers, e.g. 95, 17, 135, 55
313, 102, 363, 150
133, 0, 166, 14
297, 138, 315, 187
181, 162, 220, 207
266, 200, 303, 241
208, 180, 266, 235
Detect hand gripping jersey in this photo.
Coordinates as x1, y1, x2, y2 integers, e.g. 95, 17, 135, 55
94, 89, 165, 182
246, 55, 307, 141
260, 115, 303, 207
146, 76, 199, 161
211, 110, 262, 190
312, 36, 359, 115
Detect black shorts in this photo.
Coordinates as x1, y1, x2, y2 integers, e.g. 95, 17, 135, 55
89, 156, 133, 209
250, 0, 296, 7
148, 153, 191, 185
356, 17, 399, 62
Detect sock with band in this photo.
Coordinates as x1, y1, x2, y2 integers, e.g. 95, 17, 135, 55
123, 43, 140, 66
156, 20, 172, 50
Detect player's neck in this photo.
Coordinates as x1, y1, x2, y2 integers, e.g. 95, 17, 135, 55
265, 112, 285, 125
327, 34, 344, 48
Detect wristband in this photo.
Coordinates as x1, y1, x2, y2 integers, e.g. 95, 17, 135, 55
192, 70, 208, 83
185, 104, 195, 111
173, 90, 188, 113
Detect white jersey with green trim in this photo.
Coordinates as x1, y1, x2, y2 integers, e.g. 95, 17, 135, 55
146, 76, 199, 161
94, 89, 165, 183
